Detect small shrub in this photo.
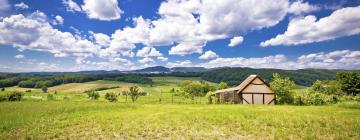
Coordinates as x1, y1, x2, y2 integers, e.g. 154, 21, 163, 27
42, 86, 48, 93
25, 90, 31, 93
105, 92, 118, 102
63, 96, 70, 100
47, 94, 55, 100
0, 95, 7, 102
54, 91, 57, 94
8, 91, 22, 101
87, 90, 100, 100
1, 88, 5, 91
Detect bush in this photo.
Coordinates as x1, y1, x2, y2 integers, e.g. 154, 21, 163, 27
270, 73, 294, 104
42, 86, 48, 93
86, 90, 100, 100
105, 92, 118, 102
294, 91, 339, 105
47, 94, 55, 100
8, 91, 22, 101
1, 88, 5, 91
0, 95, 7, 102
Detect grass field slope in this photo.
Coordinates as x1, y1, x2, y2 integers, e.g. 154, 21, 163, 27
0, 76, 359, 139
0, 102, 359, 139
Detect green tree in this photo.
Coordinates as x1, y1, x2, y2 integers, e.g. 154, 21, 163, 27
86, 90, 100, 100
129, 86, 142, 102
179, 80, 213, 100
42, 86, 48, 93
270, 73, 294, 104
336, 71, 360, 96
308, 80, 344, 95
217, 82, 229, 90
105, 92, 118, 102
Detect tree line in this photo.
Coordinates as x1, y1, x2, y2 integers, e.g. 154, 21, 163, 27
0, 74, 153, 88
201, 67, 340, 86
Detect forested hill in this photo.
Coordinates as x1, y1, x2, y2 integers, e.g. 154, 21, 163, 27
201, 67, 342, 86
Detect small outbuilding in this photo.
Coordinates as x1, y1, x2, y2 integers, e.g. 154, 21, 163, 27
215, 75, 275, 104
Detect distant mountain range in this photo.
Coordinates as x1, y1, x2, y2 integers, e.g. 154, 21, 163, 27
126, 66, 208, 73
21, 66, 209, 75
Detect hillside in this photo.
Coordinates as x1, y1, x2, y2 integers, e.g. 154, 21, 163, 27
201, 67, 341, 86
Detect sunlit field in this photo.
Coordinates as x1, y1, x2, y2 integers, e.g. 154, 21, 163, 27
1, 77, 359, 139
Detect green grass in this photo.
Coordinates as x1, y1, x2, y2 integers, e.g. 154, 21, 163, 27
1, 77, 359, 139
0, 101, 359, 139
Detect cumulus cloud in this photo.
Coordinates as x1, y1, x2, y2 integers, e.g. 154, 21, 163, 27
62, 0, 81, 12
104, 0, 317, 56
288, 0, 320, 15
138, 57, 155, 64
81, 0, 123, 21
0, 11, 100, 60
157, 56, 168, 62
199, 50, 360, 70
54, 15, 64, 25
89, 31, 111, 46
228, 36, 243, 47
136, 47, 162, 57
199, 50, 218, 60
15, 54, 25, 59
261, 6, 360, 47
14, 2, 29, 9
167, 60, 193, 67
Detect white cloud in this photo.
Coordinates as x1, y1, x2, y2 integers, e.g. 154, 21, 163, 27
138, 57, 155, 64
288, 0, 319, 15
199, 50, 360, 70
81, 0, 123, 21
136, 46, 162, 57
89, 32, 110, 46
157, 56, 168, 62
200, 54, 292, 69
110, 0, 316, 56
14, 2, 29, 9
199, 50, 218, 60
15, 54, 25, 59
167, 60, 193, 67
0, 11, 100, 60
261, 6, 360, 47
62, 0, 81, 12
228, 36, 243, 47
37, 62, 60, 72
169, 41, 204, 56
54, 15, 64, 25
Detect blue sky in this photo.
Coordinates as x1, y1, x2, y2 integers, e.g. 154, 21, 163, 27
0, 0, 359, 72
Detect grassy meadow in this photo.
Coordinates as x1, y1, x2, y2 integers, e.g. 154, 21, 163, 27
0, 76, 359, 139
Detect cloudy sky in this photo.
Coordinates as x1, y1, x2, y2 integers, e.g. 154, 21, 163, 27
0, 0, 359, 72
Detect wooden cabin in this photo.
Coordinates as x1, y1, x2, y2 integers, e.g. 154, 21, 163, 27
215, 75, 275, 104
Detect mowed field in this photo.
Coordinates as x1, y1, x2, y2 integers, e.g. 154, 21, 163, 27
0, 77, 359, 139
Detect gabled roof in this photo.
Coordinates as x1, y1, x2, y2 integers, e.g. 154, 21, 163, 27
215, 74, 272, 94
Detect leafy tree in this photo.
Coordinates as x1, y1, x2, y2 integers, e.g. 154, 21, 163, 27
8, 91, 22, 101
206, 91, 216, 104
105, 92, 118, 102
217, 82, 229, 90
308, 80, 344, 95
179, 80, 214, 100
270, 73, 294, 104
129, 86, 143, 102
86, 90, 100, 100
336, 71, 360, 96
42, 86, 48, 93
